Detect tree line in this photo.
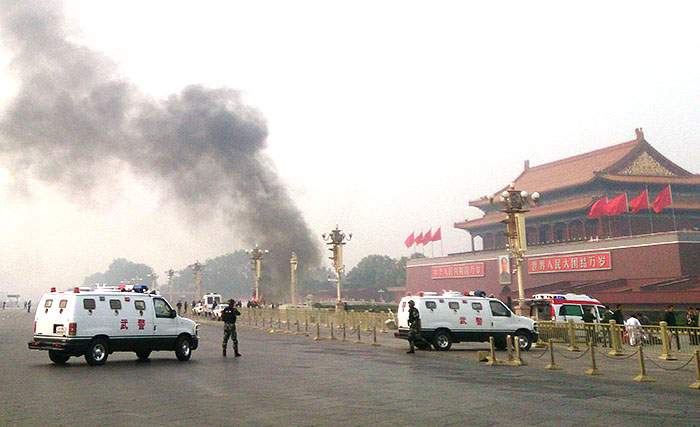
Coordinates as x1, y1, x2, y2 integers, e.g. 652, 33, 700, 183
83, 252, 425, 299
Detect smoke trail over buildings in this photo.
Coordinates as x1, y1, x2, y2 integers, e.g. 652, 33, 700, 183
0, 0, 320, 294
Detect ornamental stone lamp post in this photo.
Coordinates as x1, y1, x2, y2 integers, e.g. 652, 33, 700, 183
494, 184, 540, 315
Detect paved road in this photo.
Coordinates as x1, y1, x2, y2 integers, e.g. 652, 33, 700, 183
2, 309, 700, 426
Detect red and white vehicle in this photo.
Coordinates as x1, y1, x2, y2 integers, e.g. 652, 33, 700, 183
527, 293, 607, 323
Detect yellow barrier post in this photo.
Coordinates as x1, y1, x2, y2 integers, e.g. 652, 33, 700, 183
486, 336, 498, 366
585, 341, 600, 376
567, 319, 580, 352
314, 322, 321, 341
342, 322, 347, 342
689, 350, 700, 389
506, 334, 515, 364
545, 339, 559, 370
365, 312, 372, 332
633, 345, 655, 382
659, 321, 677, 361
372, 326, 379, 346
268, 312, 276, 334
513, 336, 524, 366
295, 316, 301, 334
356, 325, 362, 343
330, 322, 336, 340
608, 320, 624, 356
304, 314, 309, 336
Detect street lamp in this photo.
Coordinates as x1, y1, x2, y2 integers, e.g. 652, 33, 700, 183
147, 272, 158, 292
165, 269, 175, 301
246, 246, 269, 302
290, 252, 298, 305
493, 183, 540, 315
189, 261, 204, 303
322, 225, 352, 310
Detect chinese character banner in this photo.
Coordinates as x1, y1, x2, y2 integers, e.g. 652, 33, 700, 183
527, 251, 612, 274
431, 262, 486, 279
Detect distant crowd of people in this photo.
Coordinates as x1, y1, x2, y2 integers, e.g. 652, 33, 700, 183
599, 304, 700, 348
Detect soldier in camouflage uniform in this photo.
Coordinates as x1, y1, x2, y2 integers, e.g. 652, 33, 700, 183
407, 300, 430, 354
221, 299, 242, 357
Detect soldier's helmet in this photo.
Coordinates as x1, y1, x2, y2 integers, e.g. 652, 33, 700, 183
408, 300, 415, 306
228, 299, 236, 305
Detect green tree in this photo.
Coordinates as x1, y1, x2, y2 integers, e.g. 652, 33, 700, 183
346, 254, 403, 289
83, 258, 154, 286
170, 250, 252, 299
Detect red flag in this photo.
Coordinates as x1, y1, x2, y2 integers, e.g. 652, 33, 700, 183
423, 229, 432, 245
652, 185, 672, 213
629, 189, 649, 214
431, 227, 442, 242
404, 232, 415, 248
605, 193, 628, 216
415, 232, 424, 245
587, 196, 609, 219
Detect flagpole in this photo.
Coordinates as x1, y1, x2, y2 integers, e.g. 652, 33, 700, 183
669, 185, 677, 231
646, 185, 653, 234
624, 192, 631, 236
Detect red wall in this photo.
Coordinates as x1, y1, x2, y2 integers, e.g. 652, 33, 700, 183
406, 234, 696, 298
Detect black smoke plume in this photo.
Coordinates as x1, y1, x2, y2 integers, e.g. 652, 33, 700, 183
0, 0, 320, 298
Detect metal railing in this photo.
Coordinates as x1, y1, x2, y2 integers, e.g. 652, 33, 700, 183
536, 320, 700, 355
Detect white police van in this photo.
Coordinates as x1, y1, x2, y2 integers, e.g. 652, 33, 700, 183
28, 286, 199, 365
395, 291, 537, 351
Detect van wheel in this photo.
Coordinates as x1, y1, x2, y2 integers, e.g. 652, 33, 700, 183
136, 350, 152, 361
175, 336, 192, 361
48, 350, 70, 365
433, 331, 452, 351
85, 339, 109, 366
515, 331, 533, 351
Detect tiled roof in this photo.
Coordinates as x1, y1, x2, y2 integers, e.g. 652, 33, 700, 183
469, 139, 640, 208
597, 174, 700, 185
455, 196, 594, 230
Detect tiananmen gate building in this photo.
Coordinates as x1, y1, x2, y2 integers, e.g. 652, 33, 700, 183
405, 129, 700, 308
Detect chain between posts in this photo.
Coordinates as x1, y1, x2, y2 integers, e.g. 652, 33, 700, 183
595, 346, 639, 360
644, 353, 696, 371
553, 345, 591, 360
527, 346, 550, 360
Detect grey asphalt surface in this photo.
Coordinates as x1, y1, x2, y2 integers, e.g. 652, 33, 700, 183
2, 309, 700, 426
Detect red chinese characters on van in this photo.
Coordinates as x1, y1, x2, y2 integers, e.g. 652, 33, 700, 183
431, 262, 485, 279
527, 251, 612, 274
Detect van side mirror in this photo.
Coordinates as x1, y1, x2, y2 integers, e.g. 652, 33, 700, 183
170, 309, 177, 318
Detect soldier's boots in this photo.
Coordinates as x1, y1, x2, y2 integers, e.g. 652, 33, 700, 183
234, 344, 241, 357
222, 347, 227, 357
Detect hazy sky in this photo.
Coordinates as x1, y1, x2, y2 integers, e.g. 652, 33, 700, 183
2, 1, 700, 297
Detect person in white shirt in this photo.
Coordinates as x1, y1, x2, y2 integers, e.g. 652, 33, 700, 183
625, 313, 643, 346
